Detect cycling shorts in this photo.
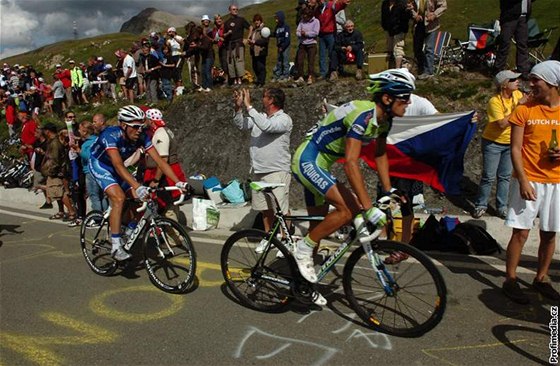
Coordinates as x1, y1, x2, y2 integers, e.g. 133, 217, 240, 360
291, 141, 337, 207
89, 158, 131, 193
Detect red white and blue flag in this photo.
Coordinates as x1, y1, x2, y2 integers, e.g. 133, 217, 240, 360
360, 111, 477, 195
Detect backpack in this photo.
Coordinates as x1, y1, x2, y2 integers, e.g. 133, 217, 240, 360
447, 223, 502, 255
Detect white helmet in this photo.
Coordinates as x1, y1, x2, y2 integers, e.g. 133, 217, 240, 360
260, 27, 271, 38
367, 68, 416, 97
118, 105, 145, 123
145, 108, 163, 121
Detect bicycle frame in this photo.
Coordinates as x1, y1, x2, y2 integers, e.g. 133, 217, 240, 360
260, 188, 398, 295
94, 186, 186, 257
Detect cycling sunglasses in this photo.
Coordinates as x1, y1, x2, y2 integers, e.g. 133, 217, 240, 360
395, 94, 411, 102
124, 123, 145, 130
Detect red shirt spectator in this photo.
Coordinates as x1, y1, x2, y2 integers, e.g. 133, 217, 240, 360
20, 113, 38, 160
315, 0, 349, 35
56, 65, 72, 89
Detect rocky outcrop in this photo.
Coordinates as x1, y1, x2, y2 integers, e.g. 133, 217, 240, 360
165, 78, 487, 212
120, 7, 199, 34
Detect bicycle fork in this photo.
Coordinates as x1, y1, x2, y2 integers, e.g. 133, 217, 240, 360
359, 230, 398, 296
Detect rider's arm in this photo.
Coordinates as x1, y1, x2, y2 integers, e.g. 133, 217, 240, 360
374, 136, 392, 194
146, 148, 180, 184
107, 149, 141, 190
344, 137, 373, 211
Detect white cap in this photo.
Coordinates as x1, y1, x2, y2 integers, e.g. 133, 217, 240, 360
167, 27, 176, 33
38, 77, 44, 82
105, 64, 113, 70
55, 64, 62, 68
201, 15, 210, 21
97, 56, 103, 61
530, 60, 560, 87
69, 60, 75, 64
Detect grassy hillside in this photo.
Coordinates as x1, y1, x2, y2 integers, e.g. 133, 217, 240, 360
2, 0, 557, 80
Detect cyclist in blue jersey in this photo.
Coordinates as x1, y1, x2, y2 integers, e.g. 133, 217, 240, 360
291, 68, 416, 286
89, 105, 188, 261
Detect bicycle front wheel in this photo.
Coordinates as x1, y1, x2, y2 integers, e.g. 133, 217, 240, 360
343, 240, 447, 337
143, 217, 196, 294
80, 210, 117, 276
221, 229, 293, 312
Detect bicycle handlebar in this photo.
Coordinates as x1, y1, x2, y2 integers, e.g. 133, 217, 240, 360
136, 186, 189, 212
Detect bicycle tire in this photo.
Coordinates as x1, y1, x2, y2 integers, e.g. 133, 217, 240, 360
143, 217, 196, 294
343, 240, 446, 337
80, 210, 118, 276
221, 229, 293, 312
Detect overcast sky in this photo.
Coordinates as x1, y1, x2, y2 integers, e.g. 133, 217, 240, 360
0, 0, 266, 59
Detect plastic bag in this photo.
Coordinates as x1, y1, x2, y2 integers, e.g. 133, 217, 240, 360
221, 179, 245, 203
192, 198, 220, 231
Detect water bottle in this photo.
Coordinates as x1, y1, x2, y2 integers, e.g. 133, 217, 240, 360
124, 221, 137, 239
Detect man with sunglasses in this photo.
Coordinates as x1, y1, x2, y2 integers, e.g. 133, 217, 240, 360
291, 69, 415, 301
88, 105, 187, 261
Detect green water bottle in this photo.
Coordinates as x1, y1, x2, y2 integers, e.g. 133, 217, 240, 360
549, 129, 558, 162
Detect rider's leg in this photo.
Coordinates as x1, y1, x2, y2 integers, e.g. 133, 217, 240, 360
295, 183, 361, 283
105, 185, 131, 260
308, 183, 361, 243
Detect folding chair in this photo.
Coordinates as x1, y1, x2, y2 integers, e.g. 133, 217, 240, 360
525, 18, 558, 64
433, 31, 452, 75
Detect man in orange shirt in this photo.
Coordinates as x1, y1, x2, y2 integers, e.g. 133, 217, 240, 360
503, 60, 560, 304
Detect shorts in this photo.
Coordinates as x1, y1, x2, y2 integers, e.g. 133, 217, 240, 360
505, 179, 560, 232
46, 177, 68, 200
252, 171, 291, 213
33, 171, 46, 188
125, 77, 137, 90
291, 141, 337, 207
89, 158, 131, 193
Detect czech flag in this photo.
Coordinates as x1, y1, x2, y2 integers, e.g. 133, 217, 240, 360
360, 111, 477, 195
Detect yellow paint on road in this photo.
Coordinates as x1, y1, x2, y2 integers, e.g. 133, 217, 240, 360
421, 339, 528, 366
0, 312, 118, 366
89, 285, 184, 322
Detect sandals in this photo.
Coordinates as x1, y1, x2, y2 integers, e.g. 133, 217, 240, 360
49, 212, 65, 220
384, 251, 410, 265
63, 214, 77, 222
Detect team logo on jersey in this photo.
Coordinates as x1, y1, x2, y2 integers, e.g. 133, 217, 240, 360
351, 124, 365, 135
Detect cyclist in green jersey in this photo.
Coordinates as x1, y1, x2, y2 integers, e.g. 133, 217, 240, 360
291, 68, 416, 284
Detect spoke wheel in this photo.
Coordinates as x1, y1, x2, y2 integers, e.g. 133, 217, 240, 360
143, 217, 196, 294
80, 211, 117, 276
343, 240, 447, 337
221, 229, 293, 312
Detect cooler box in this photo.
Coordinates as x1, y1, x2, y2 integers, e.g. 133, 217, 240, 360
366, 53, 390, 74
393, 216, 421, 242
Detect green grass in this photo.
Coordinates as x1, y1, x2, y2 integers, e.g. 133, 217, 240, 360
2, 0, 557, 81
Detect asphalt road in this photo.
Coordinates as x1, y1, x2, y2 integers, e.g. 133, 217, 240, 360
0, 205, 558, 366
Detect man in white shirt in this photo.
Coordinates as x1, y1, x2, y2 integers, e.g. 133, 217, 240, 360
121, 50, 137, 102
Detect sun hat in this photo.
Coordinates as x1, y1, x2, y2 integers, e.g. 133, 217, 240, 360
167, 27, 176, 33
494, 70, 521, 86
201, 15, 210, 21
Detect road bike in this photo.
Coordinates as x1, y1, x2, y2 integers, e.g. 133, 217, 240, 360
221, 182, 447, 337
80, 186, 196, 294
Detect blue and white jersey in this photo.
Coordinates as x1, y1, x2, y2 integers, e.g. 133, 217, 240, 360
90, 126, 153, 166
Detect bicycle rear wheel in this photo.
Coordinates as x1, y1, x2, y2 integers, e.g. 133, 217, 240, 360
143, 217, 196, 294
80, 210, 117, 276
221, 229, 293, 312
343, 240, 446, 337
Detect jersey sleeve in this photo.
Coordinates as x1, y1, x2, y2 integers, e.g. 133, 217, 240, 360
152, 129, 170, 156
345, 109, 375, 141
509, 103, 529, 128
487, 96, 506, 123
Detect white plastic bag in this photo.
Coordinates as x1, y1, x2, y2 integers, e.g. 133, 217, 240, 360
192, 198, 220, 231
